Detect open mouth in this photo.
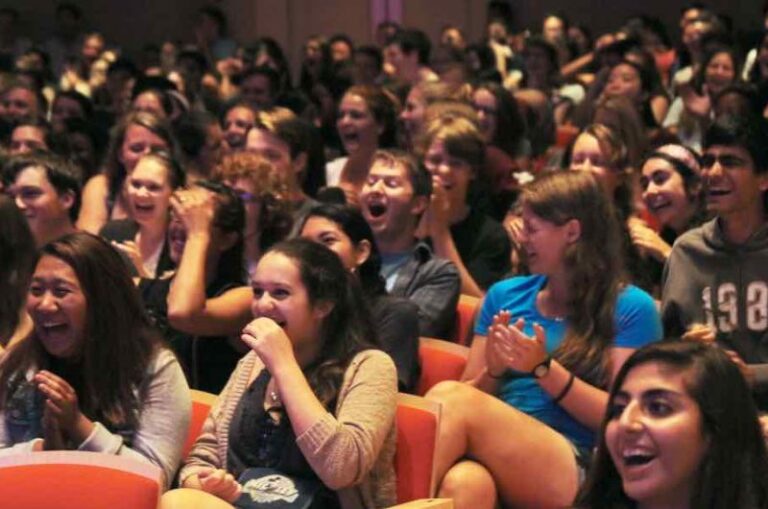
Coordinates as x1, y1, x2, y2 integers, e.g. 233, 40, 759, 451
41, 322, 68, 333
707, 188, 731, 197
648, 199, 671, 213
134, 203, 156, 213
367, 202, 388, 218
623, 452, 656, 467
341, 131, 360, 145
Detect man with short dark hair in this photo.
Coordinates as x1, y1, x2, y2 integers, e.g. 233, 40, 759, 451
360, 149, 460, 339
662, 114, 768, 407
3, 153, 81, 246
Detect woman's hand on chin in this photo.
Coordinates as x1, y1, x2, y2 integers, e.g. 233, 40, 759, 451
241, 317, 296, 373
197, 469, 243, 503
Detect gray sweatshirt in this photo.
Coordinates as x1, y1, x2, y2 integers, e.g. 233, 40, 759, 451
661, 218, 768, 405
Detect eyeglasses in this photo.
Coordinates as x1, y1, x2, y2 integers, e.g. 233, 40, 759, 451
700, 153, 750, 170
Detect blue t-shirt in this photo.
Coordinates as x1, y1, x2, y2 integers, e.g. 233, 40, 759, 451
475, 275, 662, 450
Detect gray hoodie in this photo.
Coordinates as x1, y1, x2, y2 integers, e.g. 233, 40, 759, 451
661, 217, 768, 404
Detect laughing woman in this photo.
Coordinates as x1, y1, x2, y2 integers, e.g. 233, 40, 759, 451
426, 171, 661, 509
177, 238, 397, 509
100, 149, 185, 278
633, 144, 706, 263
325, 85, 398, 201
575, 341, 768, 509
0, 233, 190, 489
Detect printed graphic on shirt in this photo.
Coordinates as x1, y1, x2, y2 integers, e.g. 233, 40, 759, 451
702, 281, 768, 333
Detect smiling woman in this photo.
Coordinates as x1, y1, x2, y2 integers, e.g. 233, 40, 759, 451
100, 149, 185, 278
0, 233, 191, 489
178, 238, 397, 509
575, 341, 768, 509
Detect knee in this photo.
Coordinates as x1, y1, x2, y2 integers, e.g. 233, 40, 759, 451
439, 461, 497, 504
425, 380, 471, 408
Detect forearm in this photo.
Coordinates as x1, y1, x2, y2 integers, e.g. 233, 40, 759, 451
460, 336, 500, 393
168, 233, 211, 328
274, 362, 329, 437
537, 360, 608, 431
431, 230, 484, 298
560, 52, 595, 78
80, 353, 191, 489
292, 352, 397, 489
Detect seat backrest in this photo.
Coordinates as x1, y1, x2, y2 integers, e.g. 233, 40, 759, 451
182, 389, 218, 459
395, 393, 441, 504
452, 294, 480, 345
417, 337, 470, 396
0, 450, 162, 509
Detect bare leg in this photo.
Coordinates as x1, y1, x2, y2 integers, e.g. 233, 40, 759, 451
438, 460, 497, 509
427, 381, 579, 508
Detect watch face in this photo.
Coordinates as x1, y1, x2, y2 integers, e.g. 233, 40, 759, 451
534, 364, 549, 378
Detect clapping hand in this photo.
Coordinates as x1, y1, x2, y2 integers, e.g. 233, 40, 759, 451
487, 314, 549, 375
34, 371, 91, 442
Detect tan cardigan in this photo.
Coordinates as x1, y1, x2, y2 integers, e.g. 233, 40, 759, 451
180, 349, 397, 509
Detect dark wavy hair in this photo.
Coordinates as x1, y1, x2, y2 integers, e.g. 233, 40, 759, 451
0, 233, 161, 430
266, 238, 377, 408
193, 179, 246, 285
473, 81, 527, 157
0, 196, 36, 345
298, 203, 386, 298
575, 341, 768, 509
521, 171, 625, 387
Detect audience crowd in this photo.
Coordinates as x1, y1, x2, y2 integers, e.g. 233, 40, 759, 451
2, 2, 768, 508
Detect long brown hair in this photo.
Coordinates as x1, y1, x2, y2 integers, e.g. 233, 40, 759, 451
0, 233, 161, 430
266, 238, 378, 408
521, 171, 625, 387
103, 111, 180, 201
0, 197, 36, 345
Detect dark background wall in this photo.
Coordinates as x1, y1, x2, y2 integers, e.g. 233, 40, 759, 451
7, 0, 765, 69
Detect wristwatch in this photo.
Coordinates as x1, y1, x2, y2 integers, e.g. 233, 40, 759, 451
532, 357, 552, 379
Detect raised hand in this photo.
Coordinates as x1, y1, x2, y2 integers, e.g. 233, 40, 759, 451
627, 217, 672, 262
111, 240, 149, 278
170, 188, 216, 237
241, 317, 297, 374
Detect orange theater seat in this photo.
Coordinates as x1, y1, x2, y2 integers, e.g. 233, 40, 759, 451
0, 450, 162, 509
452, 294, 480, 345
395, 393, 441, 504
182, 389, 218, 459
417, 337, 470, 396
